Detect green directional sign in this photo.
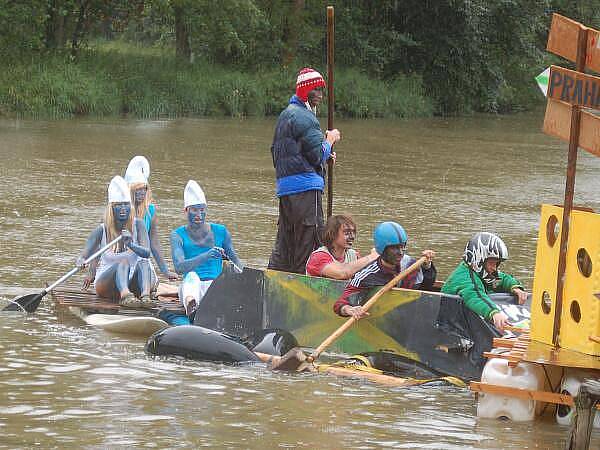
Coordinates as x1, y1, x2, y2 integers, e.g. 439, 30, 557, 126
536, 67, 550, 96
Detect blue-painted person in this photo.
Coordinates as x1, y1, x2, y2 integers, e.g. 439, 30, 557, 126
76, 176, 157, 305
169, 180, 243, 322
124, 155, 178, 282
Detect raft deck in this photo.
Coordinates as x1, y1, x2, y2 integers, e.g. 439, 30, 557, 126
50, 286, 185, 315
471, 327, 600, 408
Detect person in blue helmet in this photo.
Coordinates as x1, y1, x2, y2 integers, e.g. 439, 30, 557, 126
334, 221, 436, 319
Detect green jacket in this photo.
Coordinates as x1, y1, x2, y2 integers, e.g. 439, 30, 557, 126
441, 261, 523, 319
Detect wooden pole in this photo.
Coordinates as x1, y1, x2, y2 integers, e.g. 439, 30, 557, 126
553, 26, 588, 347
566, 379, 600, 450
326, 6, 334, 218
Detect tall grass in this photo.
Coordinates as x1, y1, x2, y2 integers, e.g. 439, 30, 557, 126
0, 53, 120, 119
0, 42, 433, 120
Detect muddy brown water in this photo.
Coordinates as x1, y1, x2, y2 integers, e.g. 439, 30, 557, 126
1, 115, 599, 448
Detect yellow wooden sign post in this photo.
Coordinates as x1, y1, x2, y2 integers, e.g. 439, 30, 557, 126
469, 17, 600, 428
533, 14, 600, 350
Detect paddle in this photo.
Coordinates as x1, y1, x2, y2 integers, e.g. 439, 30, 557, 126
3, 235, 123, 313
254, 350, 465, 387
272, 256, 428, 372
221, 253, 243, 273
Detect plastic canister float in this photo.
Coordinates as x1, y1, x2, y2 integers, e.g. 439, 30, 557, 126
477, 358, 545, 421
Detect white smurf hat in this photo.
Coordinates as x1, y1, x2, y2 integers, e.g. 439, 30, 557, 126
124, 156, 150, 184
108, 176, 132, 203
184, 180, 207, 208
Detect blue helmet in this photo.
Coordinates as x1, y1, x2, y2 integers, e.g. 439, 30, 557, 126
373, 222, 408, 255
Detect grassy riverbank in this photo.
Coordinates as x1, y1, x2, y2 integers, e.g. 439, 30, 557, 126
0, 42, 434, 120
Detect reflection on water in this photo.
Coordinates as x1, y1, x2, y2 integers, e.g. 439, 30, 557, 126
1, 115, 599, 448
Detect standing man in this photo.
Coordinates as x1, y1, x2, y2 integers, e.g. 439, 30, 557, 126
268, 67, 341, 273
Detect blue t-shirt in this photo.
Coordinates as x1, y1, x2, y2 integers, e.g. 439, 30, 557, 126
143, 203, 156, 233
175, 223, 227, 280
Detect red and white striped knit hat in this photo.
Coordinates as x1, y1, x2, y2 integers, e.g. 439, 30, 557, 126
296, 67, 326, 102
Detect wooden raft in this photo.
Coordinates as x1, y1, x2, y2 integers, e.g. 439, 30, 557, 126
470, 326, 600, 408
50, 286, 185, 315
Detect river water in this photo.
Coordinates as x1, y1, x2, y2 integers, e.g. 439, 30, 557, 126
1, 115, 599, 448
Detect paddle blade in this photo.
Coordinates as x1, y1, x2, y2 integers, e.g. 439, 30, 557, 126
3, 293, 44, 313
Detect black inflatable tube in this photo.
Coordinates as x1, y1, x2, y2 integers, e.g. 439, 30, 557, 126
145, 325, 261, 363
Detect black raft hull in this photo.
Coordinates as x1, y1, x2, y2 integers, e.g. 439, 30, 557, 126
192, 267, 530, 381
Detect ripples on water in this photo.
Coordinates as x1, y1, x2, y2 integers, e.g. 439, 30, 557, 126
0, 305, 581, 449
1, 115, 599, 448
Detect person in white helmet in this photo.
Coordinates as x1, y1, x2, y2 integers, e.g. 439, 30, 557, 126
168, 180, 243, 324
441, 232, 528, 331
76, 176, 156, 304
124, 156, 177, 282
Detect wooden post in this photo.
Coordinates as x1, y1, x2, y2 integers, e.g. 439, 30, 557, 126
553, 26, 588, 347
326, 6, 334, 218
566, 379, 600, 450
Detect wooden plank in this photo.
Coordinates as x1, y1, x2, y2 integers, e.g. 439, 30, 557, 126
547, 14, 600, 73
54, 296, 184, 313
492, 338, 516, 348
516, 339, 600, 370
504, 325, 529, 333
483, 352, 521, 362
543, 97, 600, 157
471, 381, 575, 406
548, 65, 600, 109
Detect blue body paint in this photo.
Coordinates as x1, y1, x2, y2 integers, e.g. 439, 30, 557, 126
187, 204, 207, 227
134, 187, 147, 204
112, 202, 131, 224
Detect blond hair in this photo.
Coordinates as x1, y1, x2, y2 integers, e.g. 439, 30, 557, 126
104, 203, 134, 250
129, 182, 153, 220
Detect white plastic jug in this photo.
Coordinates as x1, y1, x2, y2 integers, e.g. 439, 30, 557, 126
477, 358, 545, 421
556, 369, 600, 428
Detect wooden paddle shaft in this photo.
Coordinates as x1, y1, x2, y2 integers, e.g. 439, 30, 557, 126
45, 235, 123, 293
308, 256, 427, 363
256, 351, 444, 387
326, 6, 334, 218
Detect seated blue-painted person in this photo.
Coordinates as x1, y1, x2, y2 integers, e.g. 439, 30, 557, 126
76, 176, 156, 306
124, 155, 178, 284
160, 180, 243, 326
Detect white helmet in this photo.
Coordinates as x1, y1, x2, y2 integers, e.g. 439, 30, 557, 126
463, 232, 508, 273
